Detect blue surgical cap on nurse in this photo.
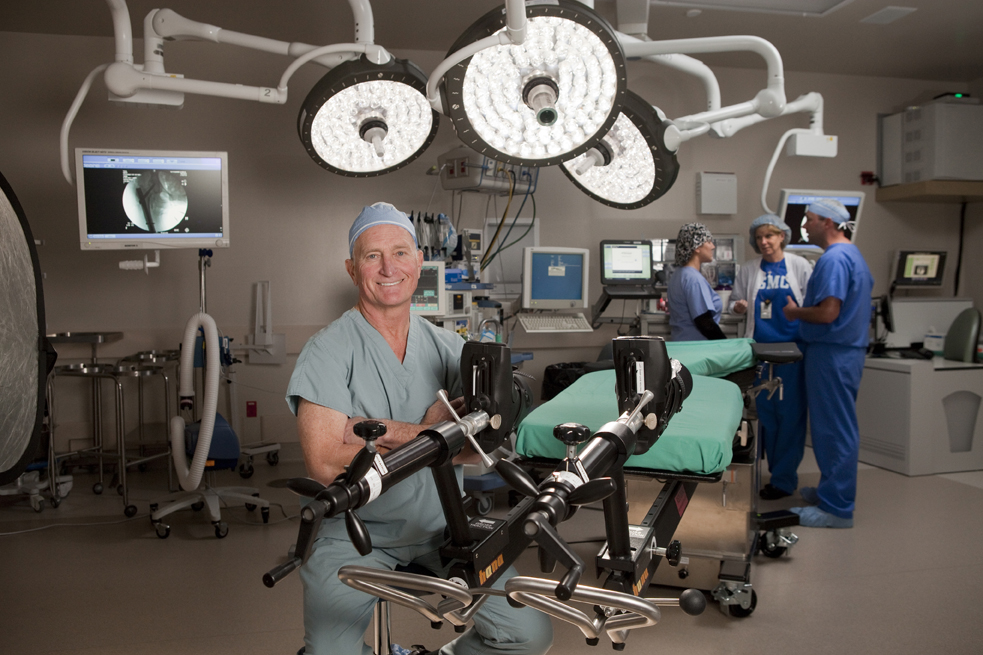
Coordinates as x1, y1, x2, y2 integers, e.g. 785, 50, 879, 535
748, 214, 791, 254
348, 202, 417, 257
806, 198, 851, 224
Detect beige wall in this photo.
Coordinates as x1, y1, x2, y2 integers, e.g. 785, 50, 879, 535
2, 31, 979, 448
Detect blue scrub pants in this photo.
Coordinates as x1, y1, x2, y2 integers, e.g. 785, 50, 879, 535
756, 358, 807, 494
803, 343, 866, 519
300, 534, 554, 655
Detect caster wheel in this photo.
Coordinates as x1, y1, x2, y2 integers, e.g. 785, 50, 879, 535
49, 496, 61, 509
93, 483, 104, 495
117, 484, 124, 496
476, 496, 493, 516
191, 501, 204, 512
149, 503, 158, 513
214, 522, 229, 539
728, 590, 757, 618
267, 451, 279, 466
154, 522, 171, 539
239, 462, 254, 479
31, 497, 45, 513
246, 503, 257, 512
124, 504, 138, 518
261, 507, 270, 524
760, 541, 788, 559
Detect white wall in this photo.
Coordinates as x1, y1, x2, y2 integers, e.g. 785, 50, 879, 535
1, 31, 979, 449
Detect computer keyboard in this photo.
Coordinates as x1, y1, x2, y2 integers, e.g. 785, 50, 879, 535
517, 313, 594, 333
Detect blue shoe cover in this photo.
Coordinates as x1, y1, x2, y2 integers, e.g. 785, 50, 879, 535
790, 505, 853, 528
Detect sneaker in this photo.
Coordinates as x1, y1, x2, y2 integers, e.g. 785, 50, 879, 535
799, 486, 819, 505
759, 483, 791, 500
790, 505, 853, 528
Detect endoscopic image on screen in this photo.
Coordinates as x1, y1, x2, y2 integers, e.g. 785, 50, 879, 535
82, 167, 223, 236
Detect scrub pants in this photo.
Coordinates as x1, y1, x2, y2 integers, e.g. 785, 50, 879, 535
300, 534, 554, 655
803, 343, 866, 519
756, 358, 807, 494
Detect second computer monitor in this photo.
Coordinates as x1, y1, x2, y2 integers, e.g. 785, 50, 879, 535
599, 240, 654, 286
410, 261, 446, 316
521, 247, 590, 310
893, 250, 947, 288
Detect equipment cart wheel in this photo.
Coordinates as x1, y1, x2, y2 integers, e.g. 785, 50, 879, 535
476, 495, 493, 516
266, 451, 279, 466
759, 536, 788, 559
261, 507, 270, 524
124, 504, 138, 518
93, 482, 103, 494
214, 521, 229, 539
49, 496, 61, 509
117, 484, 124, 496
154, 522, 170, 539
31, 496, 44, 512
727, 589, 757, 618
191, 501, 204, 512
239, 460, 255, 478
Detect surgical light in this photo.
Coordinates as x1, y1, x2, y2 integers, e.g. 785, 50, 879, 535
559, 91, 680, 210
299, 56, 439, 177
441, 1, 627, 167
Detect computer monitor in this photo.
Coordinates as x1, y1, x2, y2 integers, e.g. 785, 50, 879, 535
777, 189, 865, 252
599, 240, 654, 286
892, 250, 947, 288
76, 148, 229, 250
410, 261, 446, 316
521, 247, 589, 310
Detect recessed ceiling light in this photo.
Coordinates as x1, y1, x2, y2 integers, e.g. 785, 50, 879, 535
860, 6, 917, 25
650, 1, 854, 17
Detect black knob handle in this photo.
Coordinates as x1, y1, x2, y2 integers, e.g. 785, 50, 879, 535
553, 422, 592, 446
666, 540, 682, 567
496, 459, 540, 498
679, 588, 707, 616
263, 557, 301, 588
346, 448, 376, 486
567, 478, 617, 506
353, 420, 387, 440
286, 477, 326, 498
345, 509, 373, 556
556, 564, 583, 601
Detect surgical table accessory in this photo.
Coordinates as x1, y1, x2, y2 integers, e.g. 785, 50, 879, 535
515, 338, 803, 616
265, 338, 707, 651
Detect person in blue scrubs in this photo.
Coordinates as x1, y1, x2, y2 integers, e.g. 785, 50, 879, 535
668, 223, 725, 341
286, 203, 552, 655
730, 215, 812, 500
783, 199, 873, 529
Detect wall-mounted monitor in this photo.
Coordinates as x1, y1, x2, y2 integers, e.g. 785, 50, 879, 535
410, 261, 446, 316
777, 189, 865, 252
76, 148, 229, 250
893, 250, 947, 288
599, 240, 654, 286
521, 247, 589, 310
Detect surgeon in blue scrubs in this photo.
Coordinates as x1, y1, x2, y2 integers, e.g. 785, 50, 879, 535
668, 223, 725, 341
731, 215, 812, 500
783, 199, 873, 529
287, 203, 552, 654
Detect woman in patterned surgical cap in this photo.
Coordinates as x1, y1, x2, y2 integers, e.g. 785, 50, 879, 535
667, 223, 725, 340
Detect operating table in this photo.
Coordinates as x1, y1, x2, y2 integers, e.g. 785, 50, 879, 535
265, 337, 717, 650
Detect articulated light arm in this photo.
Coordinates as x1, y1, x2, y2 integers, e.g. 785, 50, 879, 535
616, 32, 722, 115
426, 0, 528, 114
715, 91, 825, 138
623, 35, 787, 134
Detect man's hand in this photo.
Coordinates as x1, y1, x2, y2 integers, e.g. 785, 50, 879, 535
733, 299, 748, 315
423, 395, 466, 425
783, 296, 799, 321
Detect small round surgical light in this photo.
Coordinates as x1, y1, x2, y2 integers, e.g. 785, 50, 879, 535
299, 56, 439, 177
441, 1, 627, 167
560, 91, 680, 210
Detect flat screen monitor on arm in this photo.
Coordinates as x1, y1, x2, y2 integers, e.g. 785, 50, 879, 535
76, 148, 229, 250
599, 239, 654, 286
521, 247, 590, 310
892, 250, 947, 288
777, 189, 865, 253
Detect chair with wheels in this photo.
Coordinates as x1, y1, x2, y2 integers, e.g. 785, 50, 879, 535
944, 308, 982, 363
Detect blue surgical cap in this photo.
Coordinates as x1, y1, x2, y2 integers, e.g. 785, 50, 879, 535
748, 214, 791, 254
348, 202, 417, 257
806, 198, 851, 224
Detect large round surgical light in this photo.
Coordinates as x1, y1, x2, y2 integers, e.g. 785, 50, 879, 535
442, 1, 627, 167
299, 56, 439, 177
559, 91, 680, 210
